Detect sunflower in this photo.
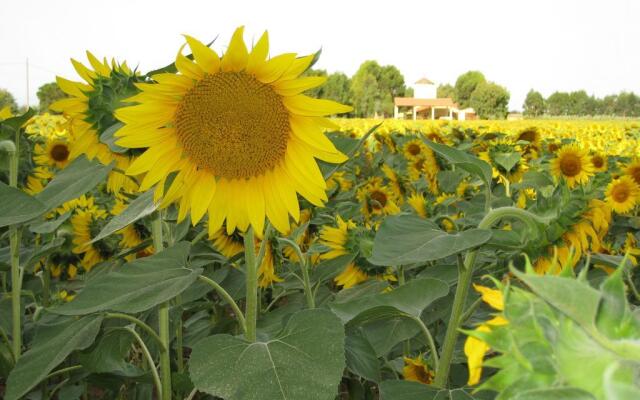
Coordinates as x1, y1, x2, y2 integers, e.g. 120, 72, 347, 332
319, 216, 369, 288
334, 263, 368, 288
210, 228, 245, 259
71, 208, 117, 271
257, 242, 283, 288
34, 138, 72, 169
464, 284, 508, 385
402, 356, 434, 385
111, 198, 153, 258
550, 144, 594, 188
590, 153, 607, 173
0, 106, 12, 120
478, 139, 526, 184
605, 176, 639, 214
625, 159, 640, 186
114, 28, 351, 235
407, 192, 427, 218
24, 167, 53, 195
357, 181, 400, 219
403, 139, 427, 160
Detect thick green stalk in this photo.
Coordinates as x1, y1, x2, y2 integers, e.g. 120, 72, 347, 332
8, 134, 21, 360
434, 206, 540, 387
152, 213, 171, 400
279, 238, 315, 308
244, 226, 258, 342
244, 227, 258, 342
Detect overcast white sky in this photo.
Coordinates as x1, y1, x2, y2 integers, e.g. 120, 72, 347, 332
1, 0, 639, 111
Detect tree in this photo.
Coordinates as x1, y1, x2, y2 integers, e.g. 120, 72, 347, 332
323, 72, 351, 105
454, 71, 485, 108
615, 92, 640, 117
37, 82, 68, 113
0, 88, 18, 113
523, 90, 545, 117
567, 90, 590, 115
546, 92, 571, 116
349, 60, 408, 117
437, 83, 456, 99
469, 81, 510, 119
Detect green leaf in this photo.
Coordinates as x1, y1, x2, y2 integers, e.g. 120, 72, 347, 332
4, 315, 103, 400
311, 253, 357, 284
330, 278, 449, 324
379, 380, 481, 400
511, 268, 601, 330
23, 237, 66, 272
35, 156, 114, 210
345, 331, 381, 382
596, 267, 632, 339
512, 387, 595, 400
91, 190, 157, 243
29, 211, 71, 234
0, 181, 48, 227
423, 139, 493, 188
78, 329, 141, 376
0, 107, 36, 132
99, 122, 128, 153
369, 214, 491, 266
52, 242, 200, 315
190, 309, 345, 400
493, 152, 521, 172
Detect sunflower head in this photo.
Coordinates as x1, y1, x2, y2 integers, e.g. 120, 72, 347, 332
402, 356, 434, 385
115, 28, 352, 235
591, 153, 607, 172
550, 144, 594, 188
606, 176, 639, 214
625, 160, 640, 186
35, 139, 71, 169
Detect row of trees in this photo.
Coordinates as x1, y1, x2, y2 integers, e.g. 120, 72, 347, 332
437, 71, 510, 119
0, 84, 67, 114
523, 89, 640, 117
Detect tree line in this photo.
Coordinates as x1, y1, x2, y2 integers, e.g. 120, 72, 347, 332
1, 64, 637, 120
523, 89, 640, 118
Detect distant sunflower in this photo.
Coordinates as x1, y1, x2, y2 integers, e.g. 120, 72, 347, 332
590, 153, 607, 173
402, 356, 434, 385
319, 216, 368, 288
357, 181, 400, 219
550, 144, 594, 188
605, 176, 639, 214
71, 208, 114, 271
257, 242, 282, 288
403, 139, 427, 160
0, 106, 12, 120
407, 192, 427, 218
625, 159, 640, 186
34, 138, 72, 169
210, 228, 245, 259
115, 28, 352, 234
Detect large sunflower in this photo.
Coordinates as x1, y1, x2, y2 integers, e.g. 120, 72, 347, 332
605, 176, 639, 214
550, 144, 594, 188
115, 28, 352, 234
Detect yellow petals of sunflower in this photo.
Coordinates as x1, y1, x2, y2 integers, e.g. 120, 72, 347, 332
114, 28, 351, 234
473, 284, 504, 311
183, 35, 220, 74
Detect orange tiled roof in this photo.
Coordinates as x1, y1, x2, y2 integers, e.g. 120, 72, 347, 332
415, 77, 434, 84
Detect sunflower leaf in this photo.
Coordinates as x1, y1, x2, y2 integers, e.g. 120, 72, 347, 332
51, 242, 199, 315
99, 122, 128, 153
91, 189, 158, 243
423, 139, 493, 189
0, 181, 48, 227
189, 309, 345, 400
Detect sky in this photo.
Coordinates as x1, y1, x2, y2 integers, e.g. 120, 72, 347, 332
1, 0, 639, 111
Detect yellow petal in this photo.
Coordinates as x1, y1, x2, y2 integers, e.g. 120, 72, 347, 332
175, 44, 204, 80
86, 51, 111, 77
473, 284, 504, 311
116, 127, 176, 149
71, 59, 97, 83
283, 95, 353, 116
221, 26, 249, 72
190, 171, 217, 225
246, 31, 269, 74
183, 34, 220, 74
56, 76, 89, 98
253, 53, 296, 83
280, 54, 315, 80
274, 76, 327, 97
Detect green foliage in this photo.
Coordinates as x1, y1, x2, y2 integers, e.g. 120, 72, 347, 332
0, 88, 18, 113
523, 90, 546, 117
189, 309, 345, 400
350, 60, 408, 117
454, 71, 486, 108
437, 83, 456, 99
36, 82, 68, 113
469, 82, 510, 119
471, 264, 640, 399
0, 181, 47, 227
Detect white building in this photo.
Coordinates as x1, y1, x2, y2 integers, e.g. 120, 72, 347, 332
394, 77, 476, 121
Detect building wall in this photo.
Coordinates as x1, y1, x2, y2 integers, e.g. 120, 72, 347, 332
414, 83, 437, 99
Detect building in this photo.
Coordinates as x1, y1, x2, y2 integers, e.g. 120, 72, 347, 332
393, 77, 476, 121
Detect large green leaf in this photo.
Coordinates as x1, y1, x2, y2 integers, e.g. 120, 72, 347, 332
369, 214, 491, 266
0, 181, 47, 227
423, 139, 493, 188
52, 242, 200, 315
4, 315, 103, 400
345, 331, 380, 382
35, 156, 114, 210
190, 309, 345, 400
330, 278, 449, 323
78, 329, 141, 376
379, 380, 482, 399
91, 189, 158, 243
29, 211, 71, 234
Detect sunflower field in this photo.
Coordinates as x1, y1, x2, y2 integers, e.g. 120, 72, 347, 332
2, 28, 640, 400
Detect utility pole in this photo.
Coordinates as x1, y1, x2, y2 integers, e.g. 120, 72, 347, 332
26, 58, 30, 108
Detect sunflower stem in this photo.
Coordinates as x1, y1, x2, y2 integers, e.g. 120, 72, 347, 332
152, 212, 172, 400
6, 131, 22, 361
244, 226, 258, 342
198, 275, 247, 333
434, 206, 542, 387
